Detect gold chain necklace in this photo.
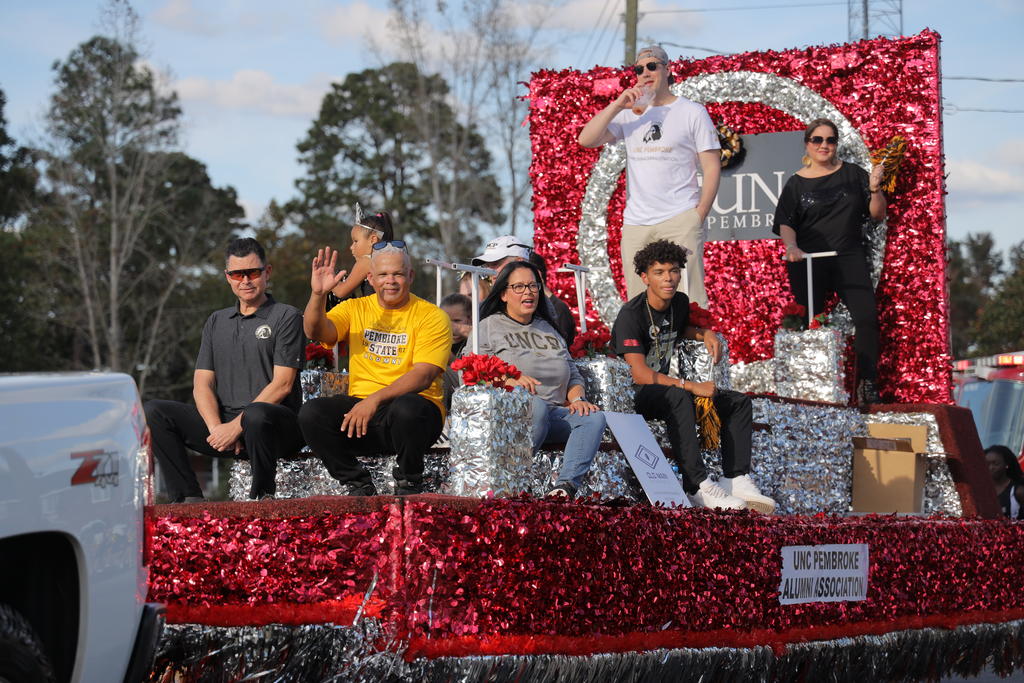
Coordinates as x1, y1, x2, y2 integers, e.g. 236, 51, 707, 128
646, 300, 674, 364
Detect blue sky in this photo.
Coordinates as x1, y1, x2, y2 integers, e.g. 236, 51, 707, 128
2, 0, 1022, 254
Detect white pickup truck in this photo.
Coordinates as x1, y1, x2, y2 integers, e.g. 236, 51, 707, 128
0, 373, 163, 682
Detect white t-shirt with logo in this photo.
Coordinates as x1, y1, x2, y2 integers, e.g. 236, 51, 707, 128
608, 96, 721, 226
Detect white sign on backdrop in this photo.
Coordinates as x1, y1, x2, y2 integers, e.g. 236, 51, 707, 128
779, 544, 870, 605
604, 412, 689, 508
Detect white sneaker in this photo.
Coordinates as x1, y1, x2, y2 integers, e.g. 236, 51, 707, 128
721, 474, 776, 514
690, 479, 747, 511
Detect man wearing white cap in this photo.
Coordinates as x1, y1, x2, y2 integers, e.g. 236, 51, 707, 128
578, 44, 721, 306
458, 235, 531, 301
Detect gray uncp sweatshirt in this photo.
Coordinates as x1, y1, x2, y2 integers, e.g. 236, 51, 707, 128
471, 313, 583, 406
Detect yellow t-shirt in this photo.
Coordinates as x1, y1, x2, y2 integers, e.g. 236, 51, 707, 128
327, 293, 452, 415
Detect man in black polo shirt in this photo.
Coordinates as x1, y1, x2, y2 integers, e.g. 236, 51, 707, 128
611, 239, 775, 513
145, 238, 305, 502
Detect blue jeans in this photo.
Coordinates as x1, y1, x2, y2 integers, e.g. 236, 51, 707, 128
529, 395, 607, 487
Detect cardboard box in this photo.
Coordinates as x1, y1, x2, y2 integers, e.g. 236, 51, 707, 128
852, 424, 929, 513
866, 422, 929, 454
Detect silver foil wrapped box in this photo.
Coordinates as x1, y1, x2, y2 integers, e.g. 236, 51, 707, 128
573, 356, 635, 412
672, 337, 731, 389
773, 328, 849, 404
730, 359, 777, 395
445, 384, 534, 497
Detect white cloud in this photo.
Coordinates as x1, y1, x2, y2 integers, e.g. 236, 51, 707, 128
319, 1, 394, 46
153, 0, 221, 36
174, 70, 335, 118
946, 159, 1024, 201
993, 140, 1024, 169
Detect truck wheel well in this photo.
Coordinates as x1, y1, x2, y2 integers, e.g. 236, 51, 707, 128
0, 533, 80, 683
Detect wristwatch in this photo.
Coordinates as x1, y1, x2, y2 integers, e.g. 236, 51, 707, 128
570, 396, 586, 403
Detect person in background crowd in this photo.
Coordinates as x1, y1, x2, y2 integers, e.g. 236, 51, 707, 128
578, 44, 721, 306
473, 261, 606, 499
440, 292, 472, 413
772, 117, 886, 405
301, 242, 451, 496
327, 210, 396, 307
611, 240, 775, 513
986, 444, 1024, 519
145, 238, 305, 503
458, 235, 531, 301
528, 250, 577, 346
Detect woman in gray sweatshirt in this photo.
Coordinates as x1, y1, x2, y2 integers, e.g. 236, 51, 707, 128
472, 261, 606, 498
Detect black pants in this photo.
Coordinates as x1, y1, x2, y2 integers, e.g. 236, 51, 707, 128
298, 394, 443, 486
144, 399, 304, 500
634, 385, 752, 493
786, 252, 879, 380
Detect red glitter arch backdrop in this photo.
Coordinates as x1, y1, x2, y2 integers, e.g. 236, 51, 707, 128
528, 30, 950, 404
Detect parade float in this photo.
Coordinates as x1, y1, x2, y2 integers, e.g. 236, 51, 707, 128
146, 30, 1024, 682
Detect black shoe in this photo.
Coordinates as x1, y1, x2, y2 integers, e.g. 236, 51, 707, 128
392, 467, 424, 496
345, 481, 378, 497
858, 379, 881, 405
168, 495, 205, 504
545, 482, 577, 499
251, 493, 275, 501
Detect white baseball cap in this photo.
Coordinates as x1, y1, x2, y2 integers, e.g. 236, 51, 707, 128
471, 235, 531, 266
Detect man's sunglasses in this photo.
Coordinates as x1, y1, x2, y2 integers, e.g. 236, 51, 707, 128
225, 267, 265, 281
808, 135, 839, 145
632, 61, 663, 75
372, 240, 407, 251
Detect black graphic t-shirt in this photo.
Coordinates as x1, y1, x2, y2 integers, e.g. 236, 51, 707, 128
772, 162, 872, 254
612, 292, 691, 375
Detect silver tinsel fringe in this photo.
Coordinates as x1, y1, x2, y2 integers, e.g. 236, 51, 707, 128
150, 618, 1024, 682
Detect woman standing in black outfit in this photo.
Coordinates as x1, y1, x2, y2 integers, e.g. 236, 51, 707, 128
773, 118, 887, 404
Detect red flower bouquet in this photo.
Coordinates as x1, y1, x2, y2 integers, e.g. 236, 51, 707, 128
780, 302, 807, 331
305, 342, 335, 370
569, 328, 612, 359
451, 354, 522, 391
780, 302, 830, 332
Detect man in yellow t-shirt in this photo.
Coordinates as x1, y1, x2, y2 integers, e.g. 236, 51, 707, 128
299, 243, 452, 495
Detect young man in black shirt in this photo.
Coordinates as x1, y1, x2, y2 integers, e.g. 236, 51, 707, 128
611, 240, 775, 513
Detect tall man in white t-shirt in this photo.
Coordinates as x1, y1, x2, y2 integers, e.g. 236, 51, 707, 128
578, 45, 721, 306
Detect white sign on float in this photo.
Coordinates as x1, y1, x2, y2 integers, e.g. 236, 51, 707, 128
604, 412, 689, 508
779, 544, 870, 605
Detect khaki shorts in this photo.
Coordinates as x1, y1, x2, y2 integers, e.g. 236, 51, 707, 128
621, 208, 707, 305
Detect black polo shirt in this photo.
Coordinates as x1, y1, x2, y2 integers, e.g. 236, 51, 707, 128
195, 294, 303, 419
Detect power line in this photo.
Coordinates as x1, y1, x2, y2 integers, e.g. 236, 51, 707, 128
655, 40, 727, 55
944, 76, 1024, 84
601, 16, 623, 68
579, 0, 614, 67
643, 1, 846, 14
585, 1, 618, 66
947, 107, 1024, 114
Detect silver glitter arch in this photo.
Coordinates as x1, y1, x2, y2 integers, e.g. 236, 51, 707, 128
576, 70, 884, 330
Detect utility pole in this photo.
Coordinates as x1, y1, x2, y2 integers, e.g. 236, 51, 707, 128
848, 0, 903, 41
624, 0, 638, 65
